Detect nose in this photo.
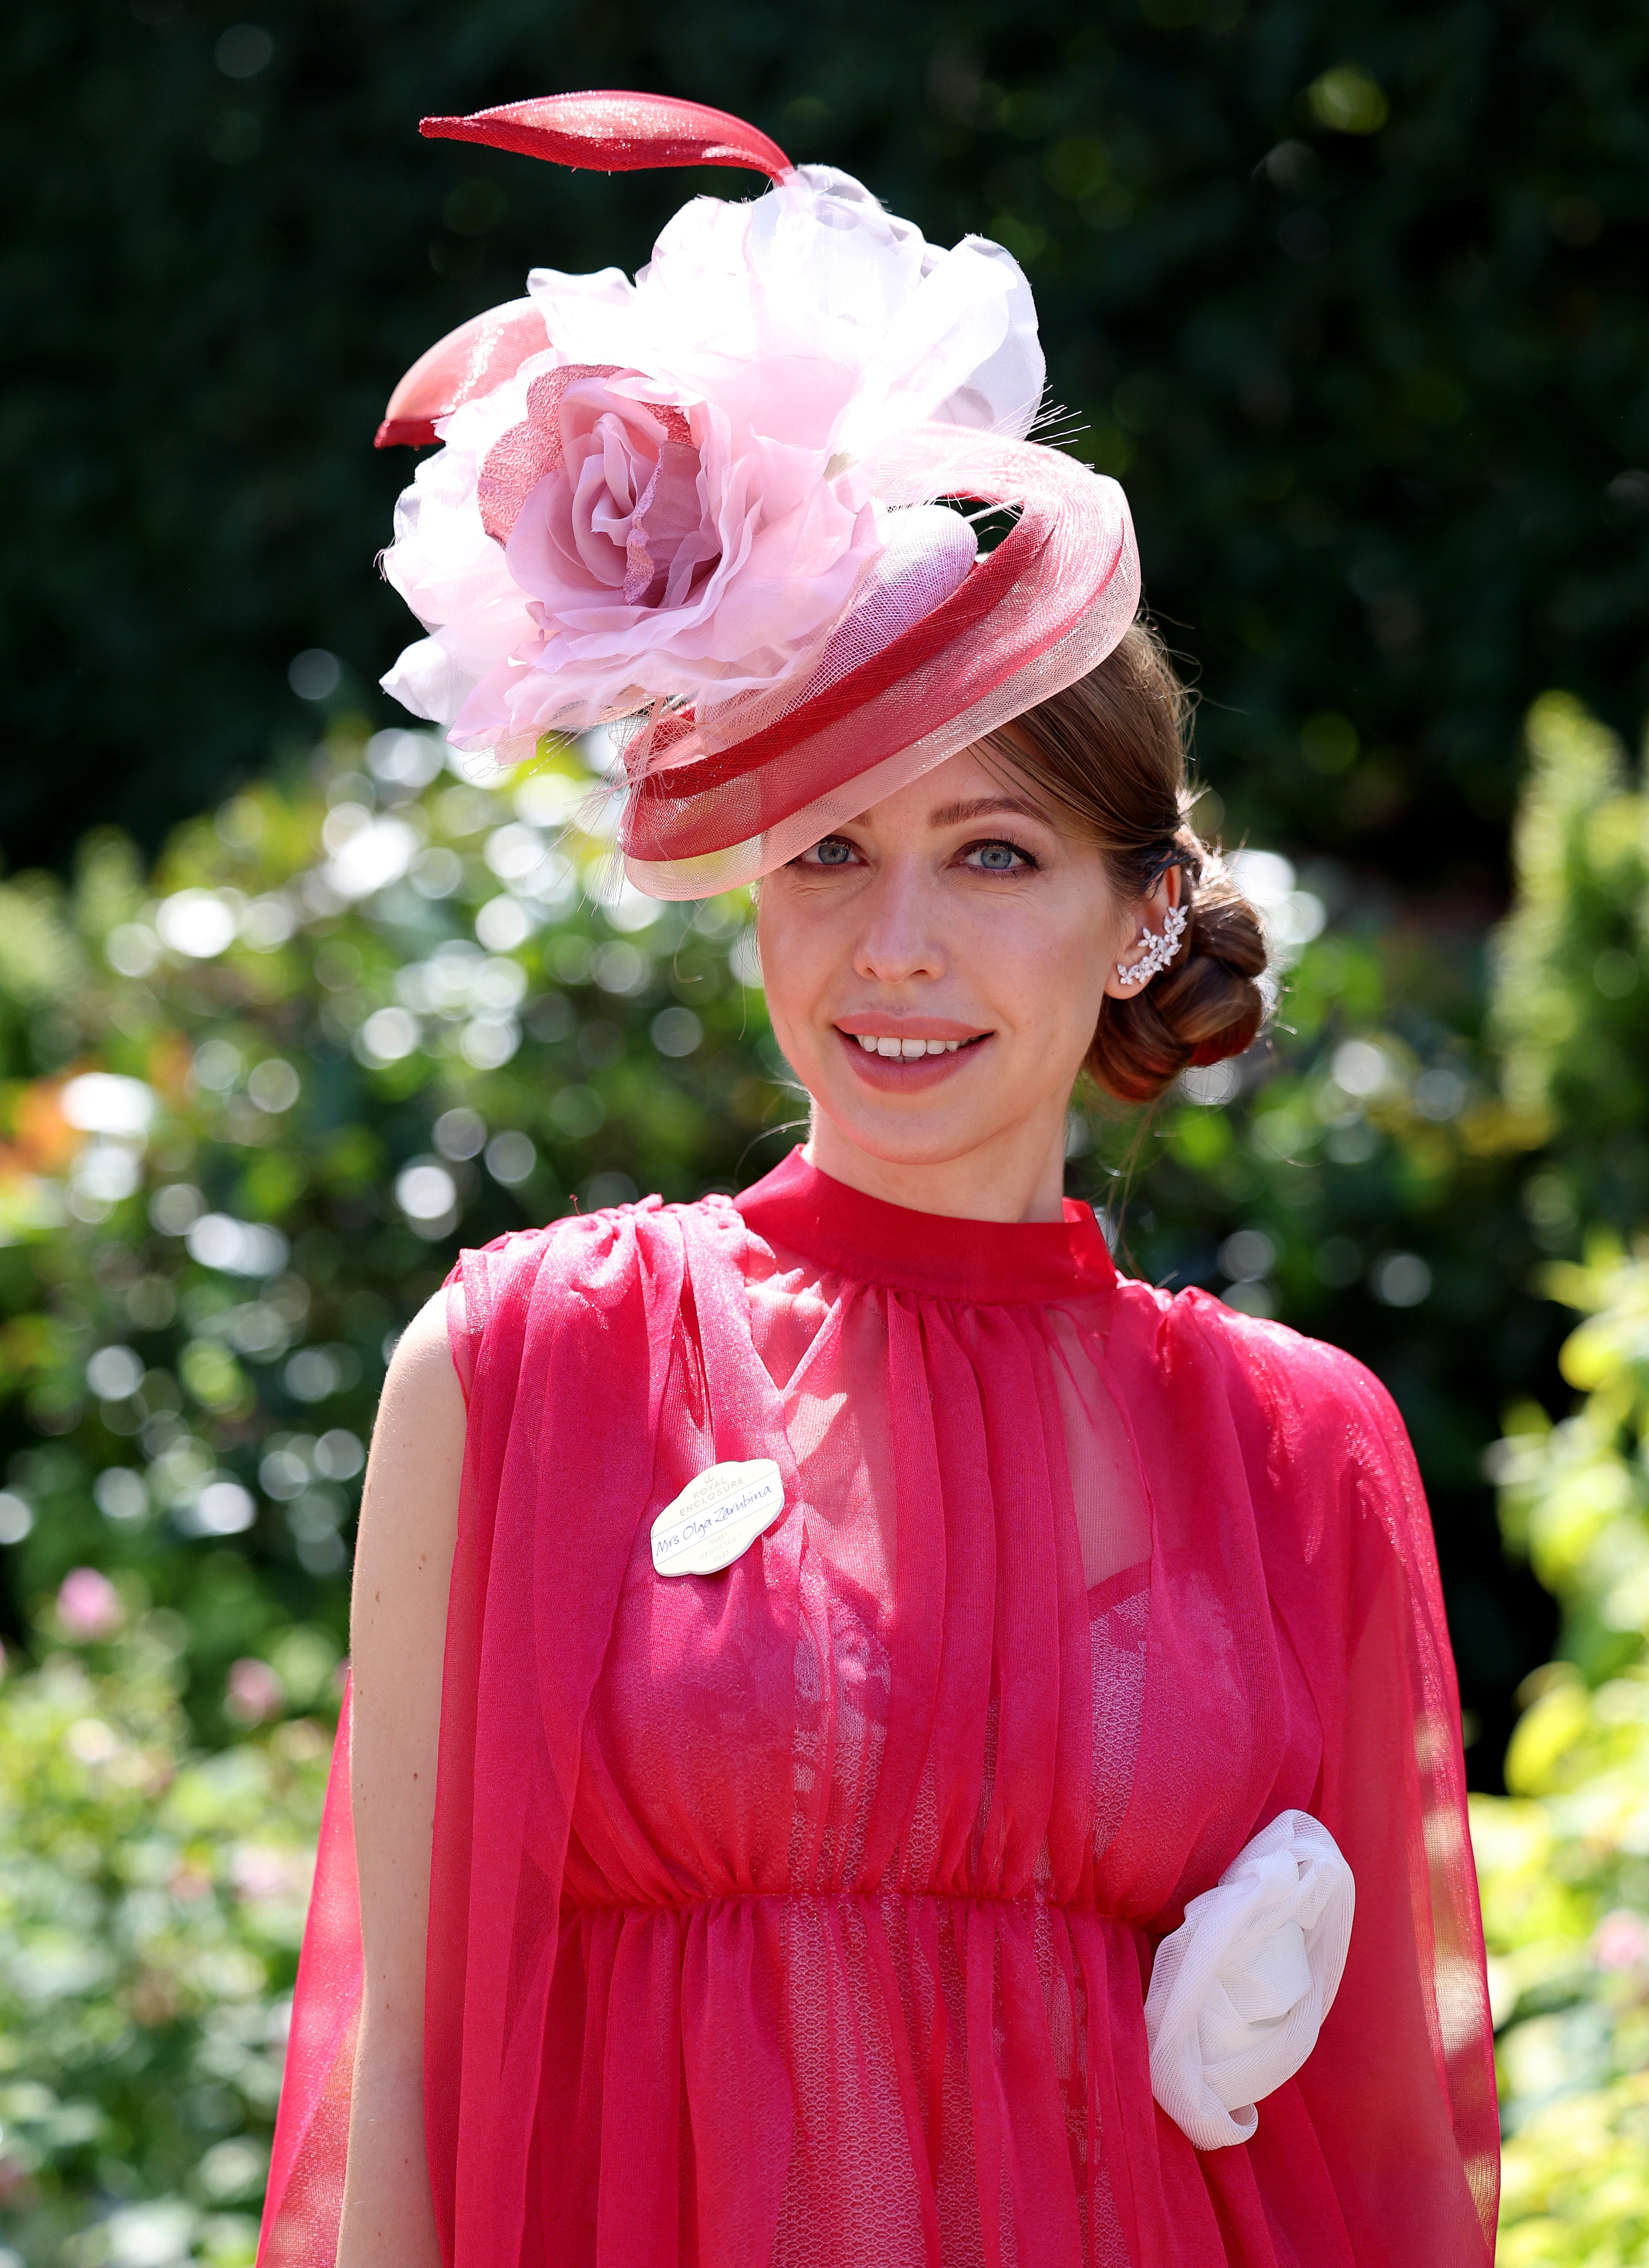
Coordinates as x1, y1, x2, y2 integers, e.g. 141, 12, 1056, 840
852, 858, 947, 987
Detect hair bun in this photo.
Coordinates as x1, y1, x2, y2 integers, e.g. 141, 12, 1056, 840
1089, 841, 1268, 1104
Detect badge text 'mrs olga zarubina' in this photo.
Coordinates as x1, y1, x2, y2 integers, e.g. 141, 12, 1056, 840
650, 1458, 786, 1578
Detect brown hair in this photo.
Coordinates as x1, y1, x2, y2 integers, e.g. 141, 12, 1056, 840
987, 622, 1269, 1103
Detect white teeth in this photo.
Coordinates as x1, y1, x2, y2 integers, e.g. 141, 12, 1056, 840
852, 1033, 968, 1057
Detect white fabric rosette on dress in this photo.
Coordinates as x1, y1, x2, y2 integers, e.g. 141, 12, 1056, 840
1143, 1809, 1355, 2150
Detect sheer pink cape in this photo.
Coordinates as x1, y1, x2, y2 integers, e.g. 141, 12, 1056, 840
258, 1152, 1498, 2267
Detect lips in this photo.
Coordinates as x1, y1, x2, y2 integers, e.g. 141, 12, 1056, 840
833, 1022, 990, 1090
834, 1013, 988, 1044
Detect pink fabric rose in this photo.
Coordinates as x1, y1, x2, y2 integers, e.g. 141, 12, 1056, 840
380, 164, 1044, 759
432, 362, 878, 753
490, 373, 714, 609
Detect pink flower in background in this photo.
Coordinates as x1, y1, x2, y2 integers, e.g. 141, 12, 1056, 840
56, 1566, 123, 1641
1593, 1908, 1649, 1971
230, 1842, 301, 1903
226, 1656, 286, 1726
381, 164, 1043, 758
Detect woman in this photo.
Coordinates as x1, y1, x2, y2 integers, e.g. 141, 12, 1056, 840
259, 94, 1498, 2268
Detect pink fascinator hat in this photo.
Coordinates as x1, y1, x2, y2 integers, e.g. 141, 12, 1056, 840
377, 91, 1140, 897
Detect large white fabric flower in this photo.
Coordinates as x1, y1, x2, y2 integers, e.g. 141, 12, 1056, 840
380, 165, 1043, 758
1143, 1810, 1355, 2151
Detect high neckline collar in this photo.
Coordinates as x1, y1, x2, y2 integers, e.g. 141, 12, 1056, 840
732, 1147, 1117, 1308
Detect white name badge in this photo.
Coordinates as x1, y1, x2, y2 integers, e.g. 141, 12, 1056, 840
651, 1458, 786, 1578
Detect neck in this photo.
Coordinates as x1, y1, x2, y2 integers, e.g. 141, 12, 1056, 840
802, 1106, 1070, 1223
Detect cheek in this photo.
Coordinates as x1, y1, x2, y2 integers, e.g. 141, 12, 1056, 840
968, 892, 1113, 1054
754, 892, 823, 1047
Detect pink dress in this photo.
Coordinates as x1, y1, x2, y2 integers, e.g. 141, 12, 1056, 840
258, 1150, 1498, 2268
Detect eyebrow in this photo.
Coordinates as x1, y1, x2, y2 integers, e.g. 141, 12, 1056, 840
926, 793, 1052, 829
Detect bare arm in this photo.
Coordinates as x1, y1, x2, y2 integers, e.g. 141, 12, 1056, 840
335, 1289, 466, 2268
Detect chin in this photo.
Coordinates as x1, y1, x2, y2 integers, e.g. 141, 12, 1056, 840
811, 1086, 1015, 1172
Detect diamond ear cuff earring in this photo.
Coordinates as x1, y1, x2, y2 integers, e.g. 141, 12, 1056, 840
1115, 901, 1189, 988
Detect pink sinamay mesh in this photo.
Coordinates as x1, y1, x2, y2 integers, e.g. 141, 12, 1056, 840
258, 1151, 1499, 2268
617, 432, 1139, 897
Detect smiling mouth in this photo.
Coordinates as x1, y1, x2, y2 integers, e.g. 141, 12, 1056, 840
834, 1029, 992, 1076
849, 1033, 979, 1060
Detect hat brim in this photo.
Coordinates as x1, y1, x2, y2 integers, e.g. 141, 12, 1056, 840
619, 432, 1139, 898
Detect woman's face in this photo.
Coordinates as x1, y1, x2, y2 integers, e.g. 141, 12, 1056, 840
757, 743, 1157, 1220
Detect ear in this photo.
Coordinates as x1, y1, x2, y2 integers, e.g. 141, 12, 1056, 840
1102, 864, 1183, 1001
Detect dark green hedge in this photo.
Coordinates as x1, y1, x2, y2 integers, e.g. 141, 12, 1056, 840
7, 0, 1649, 884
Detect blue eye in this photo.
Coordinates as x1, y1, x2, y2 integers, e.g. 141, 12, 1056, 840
968, 840, 1031, 873
810, 838, 854, 866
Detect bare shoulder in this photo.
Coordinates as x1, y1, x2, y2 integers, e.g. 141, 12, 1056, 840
352, 1287, 466, 1659
374, 1286, 467, 1461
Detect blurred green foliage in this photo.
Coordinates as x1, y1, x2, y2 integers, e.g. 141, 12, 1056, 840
1473, 1246, 1649, 2261
7, 0, 1649, 890
0, 1584, 329, 2268
1492, 692, 1649, 1241
1460, 693, 1649, 2258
